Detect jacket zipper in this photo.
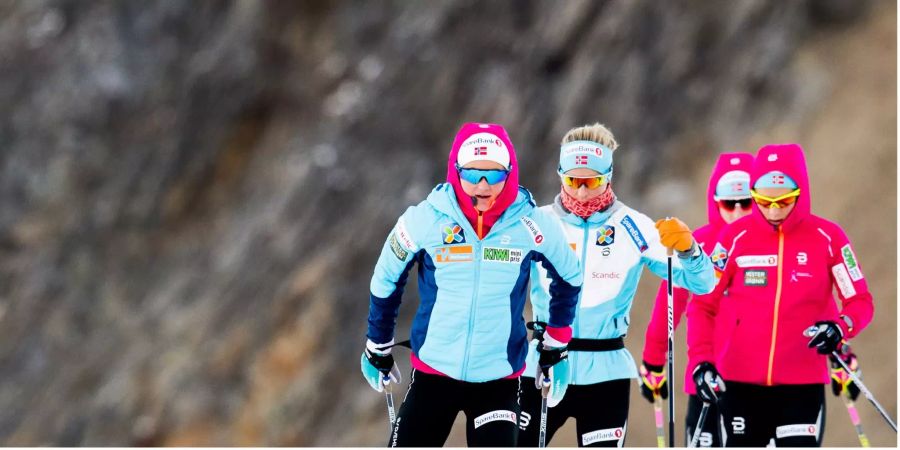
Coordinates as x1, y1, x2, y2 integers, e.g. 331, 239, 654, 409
461, 239, 482, 379
477, 211, 484, 239
571, 221, 589, 383
766, 226, 785, 385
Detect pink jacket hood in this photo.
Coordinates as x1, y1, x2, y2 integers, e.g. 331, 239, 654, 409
706, 152, 755, 229
750, 144, 811, 232
445, 123, 520, 237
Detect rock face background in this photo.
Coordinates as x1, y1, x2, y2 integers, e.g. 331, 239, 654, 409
0, 0, 894, 446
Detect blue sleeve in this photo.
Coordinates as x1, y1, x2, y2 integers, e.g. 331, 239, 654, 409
366, 210, 423, 344
531, 212, 582, 328
529, 263, 551, 323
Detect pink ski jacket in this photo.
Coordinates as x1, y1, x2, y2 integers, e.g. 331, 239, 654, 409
687, 144, 873, 386
642, 152, 754, 394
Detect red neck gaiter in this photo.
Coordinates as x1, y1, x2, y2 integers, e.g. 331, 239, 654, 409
560, 185, 616, 219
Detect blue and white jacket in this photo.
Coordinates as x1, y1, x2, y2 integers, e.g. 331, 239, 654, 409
367, 184, 583, 382
525, 199, 716, 385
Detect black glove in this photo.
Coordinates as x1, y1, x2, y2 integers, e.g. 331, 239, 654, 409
830, 343, 862, 401
807, 321, 843, 355
364, 346, 396, 374
692, 362, 726, 403
639, 361, 668, 403
537, 344, 568, 378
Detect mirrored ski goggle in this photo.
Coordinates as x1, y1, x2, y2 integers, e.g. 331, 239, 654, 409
560, 173, 609, 190
716, 198, 752, 211
456, 164, 510, 185
750, 189, 801, 209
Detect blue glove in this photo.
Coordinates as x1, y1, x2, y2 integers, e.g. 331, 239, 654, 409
360, 339, 402, 392
536, 334, 570, 408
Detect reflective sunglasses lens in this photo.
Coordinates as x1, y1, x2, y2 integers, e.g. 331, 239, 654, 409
459, 168, 509, 185
562, 175, 604, 189
738, 198, 752, 209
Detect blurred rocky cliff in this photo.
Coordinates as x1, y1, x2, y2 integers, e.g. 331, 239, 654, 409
0, 0, 894, 446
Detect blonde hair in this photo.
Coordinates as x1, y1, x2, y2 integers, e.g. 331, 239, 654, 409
561, 123, 618, 151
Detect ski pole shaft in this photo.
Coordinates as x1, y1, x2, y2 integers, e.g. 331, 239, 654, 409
830, 350, 897, 432
384, 377, 396, 433
689, 402, 711, 448
842, 393, 871, 447
539, 381, 549, 448
666, 246, 675, 447
653, 395, 666, 448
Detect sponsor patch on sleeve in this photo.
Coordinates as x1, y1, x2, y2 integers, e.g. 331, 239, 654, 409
388, 233, 409, 261
841, 244, 864, 281
620, 215, 648, 252
520, 216, 544, 245
832, 263, 857, 298
710, 243, 728, 271
394, 218, 418, 251
743, 269, 767, 286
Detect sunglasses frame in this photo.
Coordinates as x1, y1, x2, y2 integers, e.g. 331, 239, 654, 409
456, 164, 510, 185
559, 172, 611, 190
750, 189, 801, 209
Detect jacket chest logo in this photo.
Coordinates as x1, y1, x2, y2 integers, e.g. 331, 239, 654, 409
743, 269, 767, 286
482, 247, 524, 264
796, 252, 808, 265
735, 254, 777, 268
595, 226, 615, 246
441, 223, 466, 244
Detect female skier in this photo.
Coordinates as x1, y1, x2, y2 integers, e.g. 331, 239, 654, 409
518, 123, 717, 447
688, 143, 874, 447
639, 152, 755, 447
362, 122, 582, 447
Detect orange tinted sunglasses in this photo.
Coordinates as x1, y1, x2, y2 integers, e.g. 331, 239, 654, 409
560, 173, 609, 190
750, 189, 801, 208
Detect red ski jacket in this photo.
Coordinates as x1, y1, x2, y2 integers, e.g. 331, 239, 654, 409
687, 144, 873, 386
642, 152, 753, 394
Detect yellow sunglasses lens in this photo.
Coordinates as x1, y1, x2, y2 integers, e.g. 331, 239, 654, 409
751, 190, 800, 208
562, 175, 605, 189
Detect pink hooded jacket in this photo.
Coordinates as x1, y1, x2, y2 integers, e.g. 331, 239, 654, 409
687, 144, 874, 386
642, 153, 753, 394
446, 123, 520, 240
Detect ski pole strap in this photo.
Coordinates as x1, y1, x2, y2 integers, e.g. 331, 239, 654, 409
391, 340, 412, 349
526, 321, 624, 351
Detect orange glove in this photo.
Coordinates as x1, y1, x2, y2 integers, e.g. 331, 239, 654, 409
655, 217, 694, 252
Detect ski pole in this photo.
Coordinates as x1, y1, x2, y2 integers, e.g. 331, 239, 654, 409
653, 394, 666, 448
689, 402, 711, 448
383, 376, 396, 433
804, 327, 897, 432
539, 377, 550, 448
831, 350, 897, 432
842, 391, 871, 447
666, 246, 675, 447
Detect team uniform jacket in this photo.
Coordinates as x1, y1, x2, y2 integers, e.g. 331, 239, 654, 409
367, 183, 583, 383
688, 144, 874, 386
643, 152, 754, 395
525, 199, 717, 385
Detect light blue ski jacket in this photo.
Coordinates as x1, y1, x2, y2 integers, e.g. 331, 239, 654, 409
368, 184, 583, 382
525, 199, 716, 385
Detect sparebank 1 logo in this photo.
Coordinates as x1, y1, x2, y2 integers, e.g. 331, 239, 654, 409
442, 223, 466, 244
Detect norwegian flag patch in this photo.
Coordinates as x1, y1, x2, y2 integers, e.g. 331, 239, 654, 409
575, 155, 589, 165
474, 147, 488, 156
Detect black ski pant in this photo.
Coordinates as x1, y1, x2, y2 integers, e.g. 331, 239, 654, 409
685, 394, 723, 447
388, 369, 520, 447
719, 381, 825, 447
517, 378, 630, 447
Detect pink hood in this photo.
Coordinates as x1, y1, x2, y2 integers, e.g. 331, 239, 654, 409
445, 123, 520, 238
706, 152, 755, 229
750, 144, 811, 232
